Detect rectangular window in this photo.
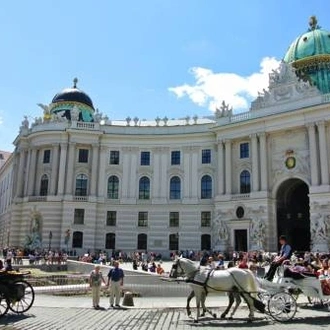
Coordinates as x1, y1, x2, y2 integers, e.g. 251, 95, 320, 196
43, 150, 51, 164
169, 212, 179, 227
202, 149, 211, 164
138, 211, 148, 227
140, 151, 150, 166
110, 151, 120, 165
240, 142, 249, 159
74, 209, 85, 225
171, 151, 180, 165
78, 149, 89, 163
106, 211, 117, 226
201, 211, 211, 227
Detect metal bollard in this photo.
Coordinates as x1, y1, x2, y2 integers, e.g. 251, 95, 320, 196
122, 291, 134, 306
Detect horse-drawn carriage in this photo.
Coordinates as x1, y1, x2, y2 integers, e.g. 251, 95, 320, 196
262, 264, 330, 309
168, 257, 329, 323
0, 270, 35, 317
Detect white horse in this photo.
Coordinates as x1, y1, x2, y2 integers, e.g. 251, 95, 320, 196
172, 257, 264, 322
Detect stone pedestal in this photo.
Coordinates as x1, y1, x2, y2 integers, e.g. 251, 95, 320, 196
250, 240, 263, 251
311, 242, 329, 252
214, 240, 228, 252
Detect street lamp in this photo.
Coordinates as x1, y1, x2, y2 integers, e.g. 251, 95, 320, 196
48, 231, 53, 251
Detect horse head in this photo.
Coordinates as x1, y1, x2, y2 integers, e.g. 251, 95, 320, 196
169, 257, 184, 278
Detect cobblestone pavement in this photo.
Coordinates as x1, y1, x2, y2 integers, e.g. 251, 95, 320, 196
0, 304, 330, 330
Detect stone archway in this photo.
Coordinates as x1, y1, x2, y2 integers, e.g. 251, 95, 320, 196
276, 178, 310, 251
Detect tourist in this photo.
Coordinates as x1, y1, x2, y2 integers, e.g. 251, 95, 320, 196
107, 261, 124, 308
216, 254, 225, 270
89, 265, 106, 309
149, 262, 156, 273
156, 263, 164, 275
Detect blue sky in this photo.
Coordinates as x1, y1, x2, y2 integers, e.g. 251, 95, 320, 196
0, 0, 329, 151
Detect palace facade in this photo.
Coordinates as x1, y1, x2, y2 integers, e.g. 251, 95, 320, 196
1, 17, 330, 255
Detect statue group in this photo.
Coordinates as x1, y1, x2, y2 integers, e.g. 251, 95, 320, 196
24, 207, 43, 251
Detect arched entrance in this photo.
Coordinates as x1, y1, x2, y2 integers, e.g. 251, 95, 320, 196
276, 179, 310, 251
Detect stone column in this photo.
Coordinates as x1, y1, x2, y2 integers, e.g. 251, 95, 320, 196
128, 148, 138, 199
258, 133, 268, 191
65, 143, 76, 195
307, 124, 319, 186
27, 148, 38, 196
225, 140, 232, 195
191, 147, 199, 200
15, 148, 26, 197
97, 146, 107, 197
90, 144, 99, 196
121, 148, 130, 199
50, 144, 60, 195
217, 140, 224, 195
160, 148, 168, 200
183, 147, 191, 200
152, 148, 161, 199
251, 134, 259, 192
57, 143, 68, 195
317, 121, 329, 185
23, 149, 31, 196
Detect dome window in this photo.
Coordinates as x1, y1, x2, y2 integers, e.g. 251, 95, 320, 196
303, 36, 307, 42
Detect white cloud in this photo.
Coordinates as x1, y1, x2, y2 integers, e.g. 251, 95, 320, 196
0, 116, 3, 125
169, 57, 280, 113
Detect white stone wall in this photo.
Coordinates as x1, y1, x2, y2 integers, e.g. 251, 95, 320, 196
1, 96, 330, 253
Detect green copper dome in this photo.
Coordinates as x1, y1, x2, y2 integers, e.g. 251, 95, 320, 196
283, 16, 330, 94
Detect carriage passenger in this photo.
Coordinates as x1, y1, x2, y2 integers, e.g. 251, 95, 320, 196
317, 259, 330, 295
316, 259, 329, 277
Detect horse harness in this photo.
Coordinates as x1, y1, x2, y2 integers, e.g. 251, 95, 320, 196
178, 260, 255, 296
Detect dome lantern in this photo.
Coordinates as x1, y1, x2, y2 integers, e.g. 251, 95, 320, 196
283, 16, 330, 94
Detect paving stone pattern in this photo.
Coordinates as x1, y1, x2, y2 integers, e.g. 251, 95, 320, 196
0, 305, 330, 330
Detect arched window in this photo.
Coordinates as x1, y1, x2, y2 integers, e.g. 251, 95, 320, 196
75, 174, 88, 196
169, 233, 179, 251
170, 176, 181, 199
72, 231, 83, 248
201, 175, 212, 199
40, 174, 49, 196
201, 234, 211, 251
139, 176, 150, 200
240, 170, 251, 193
137, 233, 147, 250
105, 233, 116, 249
107, 176, 119, 199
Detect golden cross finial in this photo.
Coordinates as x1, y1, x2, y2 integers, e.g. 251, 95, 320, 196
309, 16, 318, 30
73, 77, 78, 88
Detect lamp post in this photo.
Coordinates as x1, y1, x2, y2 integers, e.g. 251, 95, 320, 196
48, 231, 53, 251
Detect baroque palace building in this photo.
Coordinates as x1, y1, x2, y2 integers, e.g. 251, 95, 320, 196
1, 17, 330, 255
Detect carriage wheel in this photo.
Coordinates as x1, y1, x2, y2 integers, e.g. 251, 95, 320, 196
268, 292, 297, 322
9, 280, 35, 314
0, 291, 9, 318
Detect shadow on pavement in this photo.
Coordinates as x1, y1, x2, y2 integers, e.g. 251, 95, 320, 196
183, 314, 330, 327
0, 312, 33, 325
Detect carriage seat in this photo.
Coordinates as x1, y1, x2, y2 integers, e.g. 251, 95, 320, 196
283, 268, 317, 280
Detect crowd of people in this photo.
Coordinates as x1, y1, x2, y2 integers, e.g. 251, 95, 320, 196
2, 247, 69, 266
